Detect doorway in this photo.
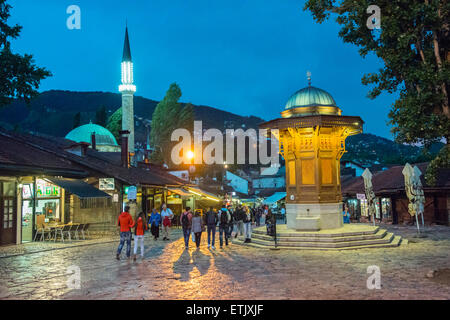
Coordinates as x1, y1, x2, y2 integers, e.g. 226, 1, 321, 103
0, 181, 17, 246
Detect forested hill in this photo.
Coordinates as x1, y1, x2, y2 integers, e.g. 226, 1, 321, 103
0, 90, 264, 140
0, 90, 442, 165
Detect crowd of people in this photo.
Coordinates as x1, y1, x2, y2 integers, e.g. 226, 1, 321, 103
115, 202, 280, 260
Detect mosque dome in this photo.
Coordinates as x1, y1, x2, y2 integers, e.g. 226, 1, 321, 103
282, 84, 342, 118
65, 123, 120, 152
285, 86, 337, 110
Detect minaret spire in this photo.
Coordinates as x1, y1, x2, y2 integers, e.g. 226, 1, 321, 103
119, 24, 136, 156
122, 25, 132, 62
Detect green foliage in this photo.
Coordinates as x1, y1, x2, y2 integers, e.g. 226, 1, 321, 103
0, 0, 51, 107
150, 83, 194, 166
106, 107, 122, 142
95, 106, 107, 127
73, 112, 81, 129
424, 145, 450, 185
304, 0, 450, 184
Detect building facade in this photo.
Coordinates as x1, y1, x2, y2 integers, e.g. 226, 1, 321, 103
342, 163, 449, 225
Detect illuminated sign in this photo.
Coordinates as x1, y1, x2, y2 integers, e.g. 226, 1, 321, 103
127, 186, 137, 200
99, 178, 115, 191
357, 193, 366, 200
22, 180, 60, 199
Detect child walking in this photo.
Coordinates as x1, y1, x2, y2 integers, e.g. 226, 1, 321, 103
132, 212, 147, 261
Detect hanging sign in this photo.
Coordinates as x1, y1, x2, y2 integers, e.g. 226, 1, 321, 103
99, 178, 115, 191
127, 186, 137, 200
357, 193, 366, 200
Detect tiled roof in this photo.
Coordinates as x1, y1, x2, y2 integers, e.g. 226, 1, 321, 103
0, 131, 87, 176
0, 129, 185, 187
342, 163, 450, 195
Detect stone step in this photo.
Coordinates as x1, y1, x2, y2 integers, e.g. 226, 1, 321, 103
252, 226, 380, 238
234, 232, 396, 249
251, 229, 388, 243
233, 234, 402, 251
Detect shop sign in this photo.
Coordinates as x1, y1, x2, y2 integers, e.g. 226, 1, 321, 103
357, 193, 366, 200
22, 180, 60, 199
113, 194, 119, 202
99, 178, 115, 191
127, 186, 137, 200
37, 180, 60, 197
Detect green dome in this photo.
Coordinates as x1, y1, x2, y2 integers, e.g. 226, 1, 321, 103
285, 86, 337, 110
65, 123, 118, 146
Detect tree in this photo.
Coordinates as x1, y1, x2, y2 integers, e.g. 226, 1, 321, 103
95, 106, 107, 127
73, 112, 81, 129
0, 0, 51, 107
304, 0, 449, 184
106, 107, 122, 142
150, 83, 194, 166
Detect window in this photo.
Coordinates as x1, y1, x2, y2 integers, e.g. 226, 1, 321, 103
3, 182, 15, 197
381, 198, 392, 219
360, 199, 368, 217
3, 199, 14, 229
80, 198, 112, 209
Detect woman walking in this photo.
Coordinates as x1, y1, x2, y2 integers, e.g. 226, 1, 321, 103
191, 211, 204, 249
160, 203, 174, 240
132, 211, 147, 261
149, 208, 161, 240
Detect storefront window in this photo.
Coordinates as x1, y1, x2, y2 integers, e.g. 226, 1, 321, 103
381, 198, 392, 219
346, 199, 359, 220
360, 199, 368, 217
21, 179, 61, 243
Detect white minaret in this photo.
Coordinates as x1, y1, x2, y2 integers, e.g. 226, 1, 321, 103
119, 26, 136, 154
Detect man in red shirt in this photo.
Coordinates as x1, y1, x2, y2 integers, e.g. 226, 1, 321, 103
116, 206, 134, 260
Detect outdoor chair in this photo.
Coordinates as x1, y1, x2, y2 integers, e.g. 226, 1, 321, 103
62, 224, 73, 242
77, 224, 85, 240
42, 224, 53, 241
70, 224, 80, 240
83, 223, 90, 238
33, 223, 46, 242
53, 225, 64, 242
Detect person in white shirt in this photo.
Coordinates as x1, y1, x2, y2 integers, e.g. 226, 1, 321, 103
160, 203, 174, 240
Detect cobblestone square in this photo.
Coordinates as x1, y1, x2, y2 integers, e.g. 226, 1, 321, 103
0, 225, 449, 300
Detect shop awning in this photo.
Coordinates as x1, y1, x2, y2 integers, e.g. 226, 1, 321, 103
167, 187, 191, 197
187, 187, 221, 202
46, 178, 111, 199
264, 192, 286, 204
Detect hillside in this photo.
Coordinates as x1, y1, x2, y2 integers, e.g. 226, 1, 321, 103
0, 90, 441, 166
0, 90, 264, 142
343, 133, 442, 165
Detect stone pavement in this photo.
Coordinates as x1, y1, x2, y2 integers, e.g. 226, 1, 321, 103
0, 225, 449, 300
0, 233, 119, 258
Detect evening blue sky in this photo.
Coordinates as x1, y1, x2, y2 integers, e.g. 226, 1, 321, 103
9, 0, 397, 138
